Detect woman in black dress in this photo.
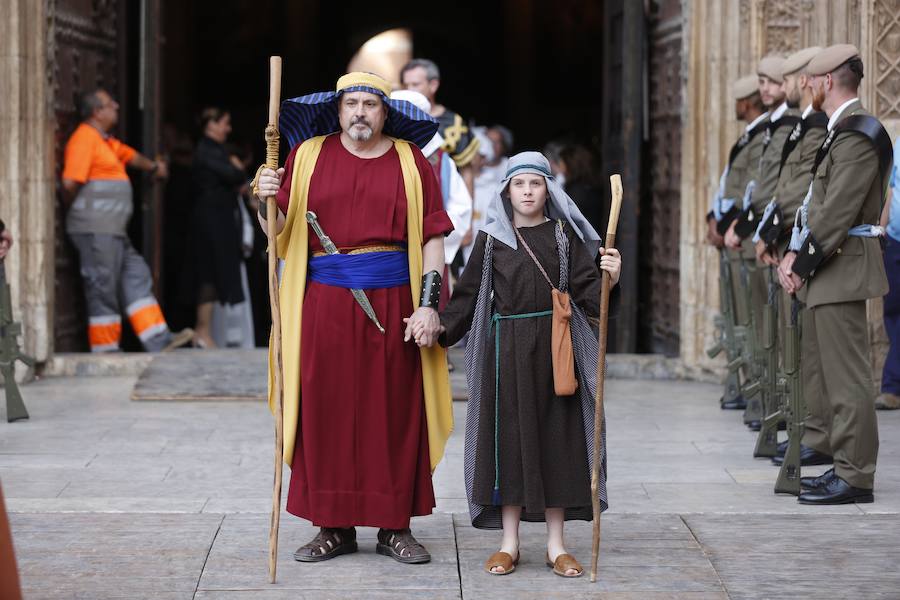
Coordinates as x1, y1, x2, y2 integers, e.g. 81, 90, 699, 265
190, 108, 249, 347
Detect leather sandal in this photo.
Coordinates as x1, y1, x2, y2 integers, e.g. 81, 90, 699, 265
546, 552, 584, 577
293, 527, 358, 562
484, 551, 519, 575
376, 528, 431, 564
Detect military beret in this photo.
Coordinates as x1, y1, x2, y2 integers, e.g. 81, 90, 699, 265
733, 75, 759, 100
782, 46, 823, 76
807, 44, 860, 76
757, 55, 786, 83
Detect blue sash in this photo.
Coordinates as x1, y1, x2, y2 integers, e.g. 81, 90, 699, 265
307, 251, 409, 289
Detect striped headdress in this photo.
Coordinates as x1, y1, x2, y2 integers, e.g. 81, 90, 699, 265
279, 72, 439, 149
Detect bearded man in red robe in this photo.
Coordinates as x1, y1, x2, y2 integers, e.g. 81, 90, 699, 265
254, 72, 454, 564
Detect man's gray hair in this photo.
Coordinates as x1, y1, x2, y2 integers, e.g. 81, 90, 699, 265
78, 89, 105, 120
401, 58, 440, 81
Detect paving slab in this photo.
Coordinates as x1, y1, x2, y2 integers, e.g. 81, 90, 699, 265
455, 513, 725, 598
195, 513, 461, 598
683, 514, 900, 600
2, 365, 900, 599
10, 513, 223, 599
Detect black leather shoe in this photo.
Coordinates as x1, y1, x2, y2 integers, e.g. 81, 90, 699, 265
721, 395, 747, 410
775, 440, 788, 457
798, 474, 873, 505
771, 445, 832, 466
800, 468, 835, 491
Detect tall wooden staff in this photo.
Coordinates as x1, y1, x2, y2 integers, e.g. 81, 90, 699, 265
590, 173, 623, 583
264, 56, 285, 585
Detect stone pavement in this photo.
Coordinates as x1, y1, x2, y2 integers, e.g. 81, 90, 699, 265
2, 355, 900, 599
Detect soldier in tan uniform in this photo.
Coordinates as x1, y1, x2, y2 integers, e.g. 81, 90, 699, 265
725, 57, 787, 426
753, 47, 835, 469
778, 45, 893, 504
707, 75, 769, 410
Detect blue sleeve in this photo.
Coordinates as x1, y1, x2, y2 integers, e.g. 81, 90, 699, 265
893, 138, 900, 192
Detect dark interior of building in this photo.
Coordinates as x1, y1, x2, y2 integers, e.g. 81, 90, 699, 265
53, 0, 682, 356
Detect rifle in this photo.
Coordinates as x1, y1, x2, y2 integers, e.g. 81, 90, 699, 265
736, 258, 762, 419
0, 261, 33, 422
707, 249, 744, 406
754, 267, 784, 457
775, 297, 803, 495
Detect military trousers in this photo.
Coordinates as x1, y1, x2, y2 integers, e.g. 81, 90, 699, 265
801, 300, 878, 489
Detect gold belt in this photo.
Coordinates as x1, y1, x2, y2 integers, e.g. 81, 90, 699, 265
312, 244, 405, 258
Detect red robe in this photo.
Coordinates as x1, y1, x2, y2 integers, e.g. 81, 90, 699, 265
277, 134, 453, 528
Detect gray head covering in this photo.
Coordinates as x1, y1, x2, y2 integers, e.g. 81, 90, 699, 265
481, 151, 602, 256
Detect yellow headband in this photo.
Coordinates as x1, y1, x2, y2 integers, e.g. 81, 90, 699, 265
336, 72, 392, 97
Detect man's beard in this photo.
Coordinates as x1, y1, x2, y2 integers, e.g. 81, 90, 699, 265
349, 126, 373, 141
786, 86, 801, 108
348, 118, 374, 141
812, 85, 825, 112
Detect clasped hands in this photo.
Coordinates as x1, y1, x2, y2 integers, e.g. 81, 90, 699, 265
777, 251, 804, 294
403, 307, 442, 348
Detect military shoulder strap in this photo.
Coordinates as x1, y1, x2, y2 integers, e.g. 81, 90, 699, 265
811, 113, 893, 180
728, 118, 767, 167
777, 113, 827, 178
763, 115, 801, 151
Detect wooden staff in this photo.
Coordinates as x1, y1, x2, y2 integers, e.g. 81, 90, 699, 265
590, 173, 623, 583
265, 55, 285, 585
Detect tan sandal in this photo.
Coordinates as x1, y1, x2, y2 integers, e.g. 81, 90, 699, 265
484, 551, 519, 575
546, 552, 583, 577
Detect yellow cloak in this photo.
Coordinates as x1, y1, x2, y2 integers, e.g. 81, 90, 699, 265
267, 134, 454, 472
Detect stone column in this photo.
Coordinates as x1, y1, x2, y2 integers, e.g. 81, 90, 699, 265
0, 0, 54, 366
678, 0, 746, 372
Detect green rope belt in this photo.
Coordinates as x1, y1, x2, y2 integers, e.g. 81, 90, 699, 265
490, 310, 552, 505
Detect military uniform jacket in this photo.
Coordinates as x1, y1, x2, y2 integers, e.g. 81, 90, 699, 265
799, 101, 889, 308
724, 114, 770, 203
724, 114, 769, 258
771, 111, 828, 248
752, 107, 801, 216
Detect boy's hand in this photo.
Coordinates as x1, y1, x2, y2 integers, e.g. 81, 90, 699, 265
599, 247, 621, 286
404, 307, 441, 347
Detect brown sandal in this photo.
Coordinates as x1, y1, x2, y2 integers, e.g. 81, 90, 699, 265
484, 551, 519, 575
376, 528, 431, 564
546, 552, 583, 577
293, 527, 358, 562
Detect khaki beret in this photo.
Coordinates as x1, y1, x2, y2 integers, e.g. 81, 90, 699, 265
757, 55, 786, 83
733, 75, 759, 100
782, 46, 823, 76
807, 44, 860, 76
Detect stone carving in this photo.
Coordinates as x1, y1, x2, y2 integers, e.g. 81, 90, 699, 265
763, 0, 802, 55
874, 0, 900, 119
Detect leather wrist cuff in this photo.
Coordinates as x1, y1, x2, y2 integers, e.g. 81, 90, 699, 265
419, 270, 442, 309
757, 205, 784, 247
716, 206, 740, 236
733, 207, 758, 239
792, 233, 825, 279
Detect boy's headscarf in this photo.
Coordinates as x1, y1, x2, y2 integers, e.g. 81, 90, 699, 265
481, 151, 602, 255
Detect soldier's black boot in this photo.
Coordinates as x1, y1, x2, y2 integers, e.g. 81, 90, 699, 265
721, 394, 747, 410
798, 475, 873, 505
772, 445, 832, 466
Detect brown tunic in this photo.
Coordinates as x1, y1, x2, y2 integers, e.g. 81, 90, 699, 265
441, 221, 602, 521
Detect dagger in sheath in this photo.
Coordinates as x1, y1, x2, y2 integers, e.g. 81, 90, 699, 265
305, 211, 386, 334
